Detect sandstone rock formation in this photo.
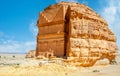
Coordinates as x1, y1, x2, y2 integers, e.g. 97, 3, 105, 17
26, 50, 36, 58
36, 2, 118, 66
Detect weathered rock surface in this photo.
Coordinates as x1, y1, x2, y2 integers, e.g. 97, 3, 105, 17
36, 2, 118, 66
26, 50, 36, 58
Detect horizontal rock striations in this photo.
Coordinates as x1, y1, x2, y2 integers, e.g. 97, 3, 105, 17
36, 2, 118, 66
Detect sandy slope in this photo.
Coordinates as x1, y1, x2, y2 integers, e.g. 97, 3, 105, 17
0, 54, 120, 76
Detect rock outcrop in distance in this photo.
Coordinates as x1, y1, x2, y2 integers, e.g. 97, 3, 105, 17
26, 50, 36, 58
36, 2, 118, 66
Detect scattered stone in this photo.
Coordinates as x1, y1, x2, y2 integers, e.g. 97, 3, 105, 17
13, 55, 15, 58
65, 72, 68, 75
110, 59, 117, 65
93, 70, 100, 72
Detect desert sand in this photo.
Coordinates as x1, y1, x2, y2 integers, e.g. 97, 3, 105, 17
0, 54, 120, 76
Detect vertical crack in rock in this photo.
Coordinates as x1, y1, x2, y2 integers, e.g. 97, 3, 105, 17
36, 2, 118, 66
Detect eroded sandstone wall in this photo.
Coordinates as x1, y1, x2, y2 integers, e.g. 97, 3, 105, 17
36, 2, 118, 66
66, 5, 118, 66
36, 4, 65, 56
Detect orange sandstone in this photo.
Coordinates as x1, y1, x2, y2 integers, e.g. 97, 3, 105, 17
36, 2, 118, 66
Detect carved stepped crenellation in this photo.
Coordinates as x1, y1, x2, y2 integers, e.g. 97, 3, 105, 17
36, 2, 118, 66
41, 13, 50, 22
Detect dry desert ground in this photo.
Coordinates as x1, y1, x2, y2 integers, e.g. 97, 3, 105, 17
0, 53, 120, 76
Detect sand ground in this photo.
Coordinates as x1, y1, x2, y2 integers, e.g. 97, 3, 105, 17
0, 54, 120, 76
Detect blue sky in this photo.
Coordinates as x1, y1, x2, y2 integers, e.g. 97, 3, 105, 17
0, 0, 120, 53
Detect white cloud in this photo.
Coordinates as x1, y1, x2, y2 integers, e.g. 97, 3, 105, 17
100, 0, 120, 53
102, 6, 116, 25
0, 27, 37, 53
0, 20, 38, 53
0, 39, 36, 53
24, 41, 36, 52
29, 20, 38, 36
